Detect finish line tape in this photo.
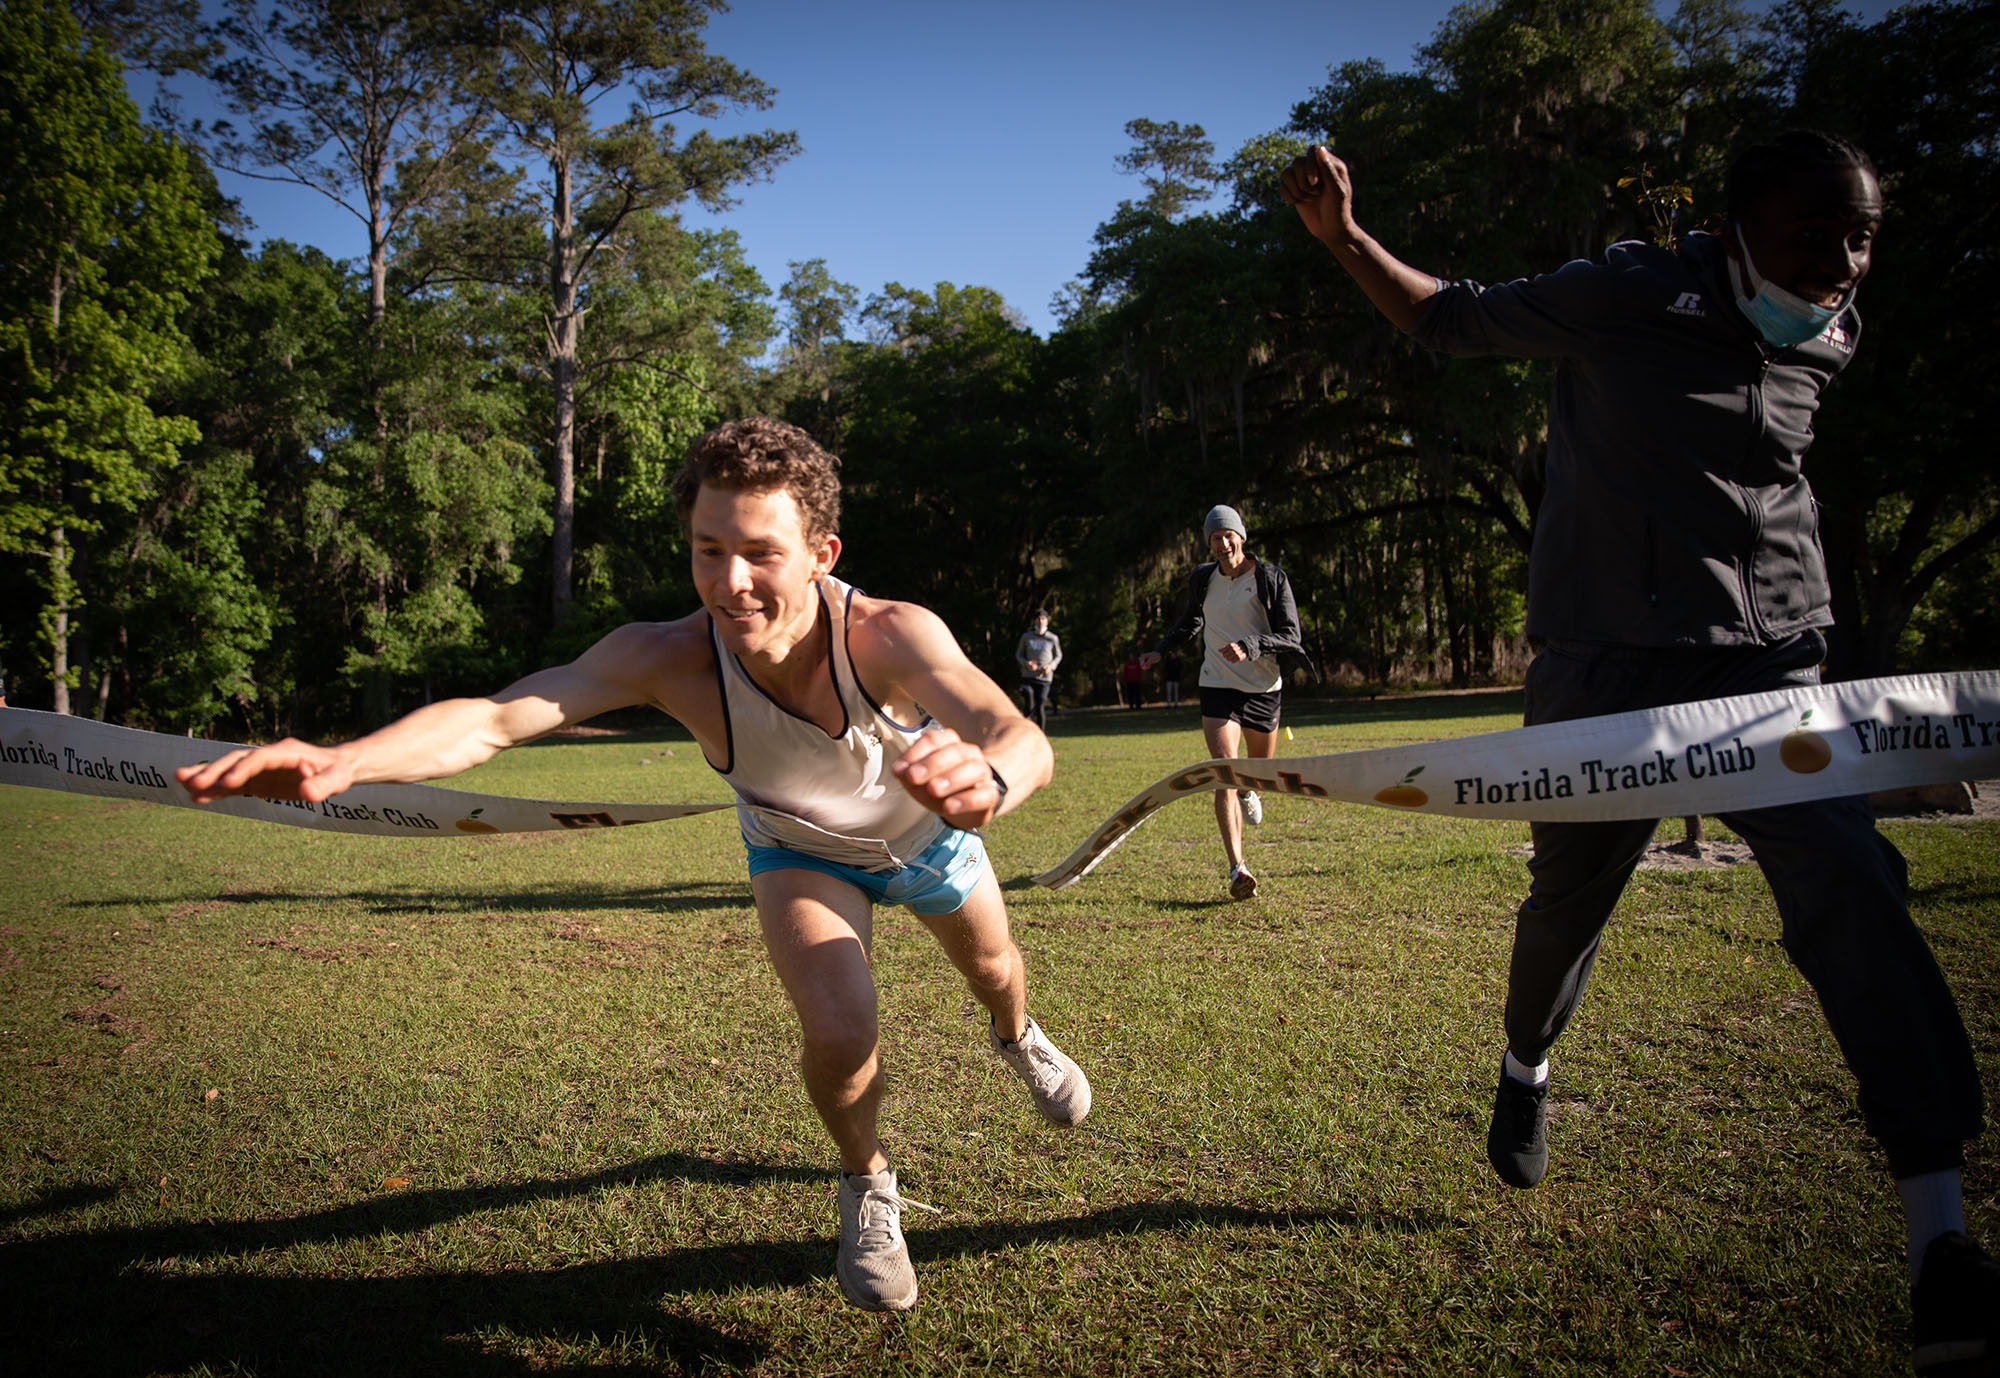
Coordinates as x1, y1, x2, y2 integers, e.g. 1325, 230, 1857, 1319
1032, 670, 2000, 889
0, 708, 730, 837
4, 671, 1996, 865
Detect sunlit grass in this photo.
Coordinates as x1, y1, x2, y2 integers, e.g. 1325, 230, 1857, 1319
2, 693, 1993, 1375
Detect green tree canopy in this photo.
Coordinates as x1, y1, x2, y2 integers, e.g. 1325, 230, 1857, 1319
468, 0, 798, 626
0, 0, 220, 712
1115, 117, 1222, 219
206, 0, 491, 322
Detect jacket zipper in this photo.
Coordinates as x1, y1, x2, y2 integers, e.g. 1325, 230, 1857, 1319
1739, 356, 1772, 640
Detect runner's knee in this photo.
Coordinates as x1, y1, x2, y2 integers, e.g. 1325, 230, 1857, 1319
796, 1013, 879, 1075
956, 943, 1018, 998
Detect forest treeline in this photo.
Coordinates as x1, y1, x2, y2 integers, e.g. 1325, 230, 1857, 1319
4, 0, 1995, 736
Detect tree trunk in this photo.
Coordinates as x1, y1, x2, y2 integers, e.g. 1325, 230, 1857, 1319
1421, 537, 1440, 677
366, 165, 388, 328
369, 203, 388, 328
548, 156, 579, 626
50, 524, 70, 715
46, 270, 71, 715
94, 664, 112, 717
1474, 557, 1497, 680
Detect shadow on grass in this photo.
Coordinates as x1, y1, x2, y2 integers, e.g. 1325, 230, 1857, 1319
0, 1181, 122, 1230
1040, 690, 1524, 741
1909, 874, 2000, 908
63, 880, 753, 920
0, 1163, 1436, 1377
1009, 890, 1356, 921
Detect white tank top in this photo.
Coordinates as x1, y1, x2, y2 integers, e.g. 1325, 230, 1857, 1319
707, 577, 946, 871
1200, 562, 1282, 693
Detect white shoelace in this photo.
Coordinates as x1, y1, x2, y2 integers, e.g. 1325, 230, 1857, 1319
856, 1183, 939, 1243
1002, 1028, 1069, 1093
1029, 1042, 1071, 1091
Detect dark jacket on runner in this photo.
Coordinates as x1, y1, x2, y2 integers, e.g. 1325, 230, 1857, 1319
1410, 230, 1858, 648
1152, 560, 1316, 683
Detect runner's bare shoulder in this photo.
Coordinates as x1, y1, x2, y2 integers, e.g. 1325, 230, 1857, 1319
845, 593, 963, 675
841, 594, 978, 724
566, 615, 713, 707
641, 613, 732, 748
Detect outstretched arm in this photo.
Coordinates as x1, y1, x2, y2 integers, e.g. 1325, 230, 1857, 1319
176, 623, 675, 804
1280, 145, 1442, 333
853, 602, 1052, 830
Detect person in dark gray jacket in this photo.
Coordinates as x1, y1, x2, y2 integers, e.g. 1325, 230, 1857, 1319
1014, 609, 1061, 730
1283, 129, 1994, 1372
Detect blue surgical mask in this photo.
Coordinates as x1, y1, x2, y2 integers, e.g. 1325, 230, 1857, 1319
1729, 225, 1854, 349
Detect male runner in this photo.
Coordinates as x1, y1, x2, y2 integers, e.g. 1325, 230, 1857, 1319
178, 417, 1092, 1313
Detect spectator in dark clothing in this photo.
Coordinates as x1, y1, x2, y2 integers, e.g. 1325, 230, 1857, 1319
1282, 129, 1995, 1374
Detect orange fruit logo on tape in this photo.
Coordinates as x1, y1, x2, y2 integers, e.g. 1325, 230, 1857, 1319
1780, 708, 1833, 774
1374, 765, 1428, 808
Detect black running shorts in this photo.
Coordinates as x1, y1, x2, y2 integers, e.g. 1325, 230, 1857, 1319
1199, 686, 1281, 733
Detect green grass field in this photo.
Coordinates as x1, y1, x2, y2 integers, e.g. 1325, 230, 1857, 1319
3, 693, 1995, 1375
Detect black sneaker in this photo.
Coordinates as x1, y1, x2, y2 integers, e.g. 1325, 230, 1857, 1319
1485, 1058, 1548, 1189
1913, 1231, 2000, 1376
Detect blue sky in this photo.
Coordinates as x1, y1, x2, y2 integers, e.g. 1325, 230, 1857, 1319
676, 0, 1475, 336
163, 0, 1897, 340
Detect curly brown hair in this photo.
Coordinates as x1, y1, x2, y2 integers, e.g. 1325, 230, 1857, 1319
671, 417, 842, 544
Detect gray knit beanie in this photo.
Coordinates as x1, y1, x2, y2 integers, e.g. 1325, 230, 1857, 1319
1203, 505, 1246, 540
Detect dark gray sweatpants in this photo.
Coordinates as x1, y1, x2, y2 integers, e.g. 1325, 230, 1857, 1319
1507, 630, 1983, 1178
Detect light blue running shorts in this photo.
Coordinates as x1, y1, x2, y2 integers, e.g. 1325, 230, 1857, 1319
743, 824, 989, 915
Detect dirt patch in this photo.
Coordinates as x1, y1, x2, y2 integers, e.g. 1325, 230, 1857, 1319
1504, 782, 1997, 872
1871, 780, 1998, 820
63, 1008, 146, 1037
1508, 837, 1756, 872
64, 974, 148, 1042
248, 933, 361, 962
1637, 839, 1755, 871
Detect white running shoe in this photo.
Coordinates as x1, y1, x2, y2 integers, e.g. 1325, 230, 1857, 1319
989, 1016, 1092, 1126
1229, 864, 1258, 900
1240, 790, 1263, 825
836, 1168, 937, 1312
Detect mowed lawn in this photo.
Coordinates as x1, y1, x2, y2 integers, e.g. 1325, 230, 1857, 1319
2, 692, 1995, 1376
